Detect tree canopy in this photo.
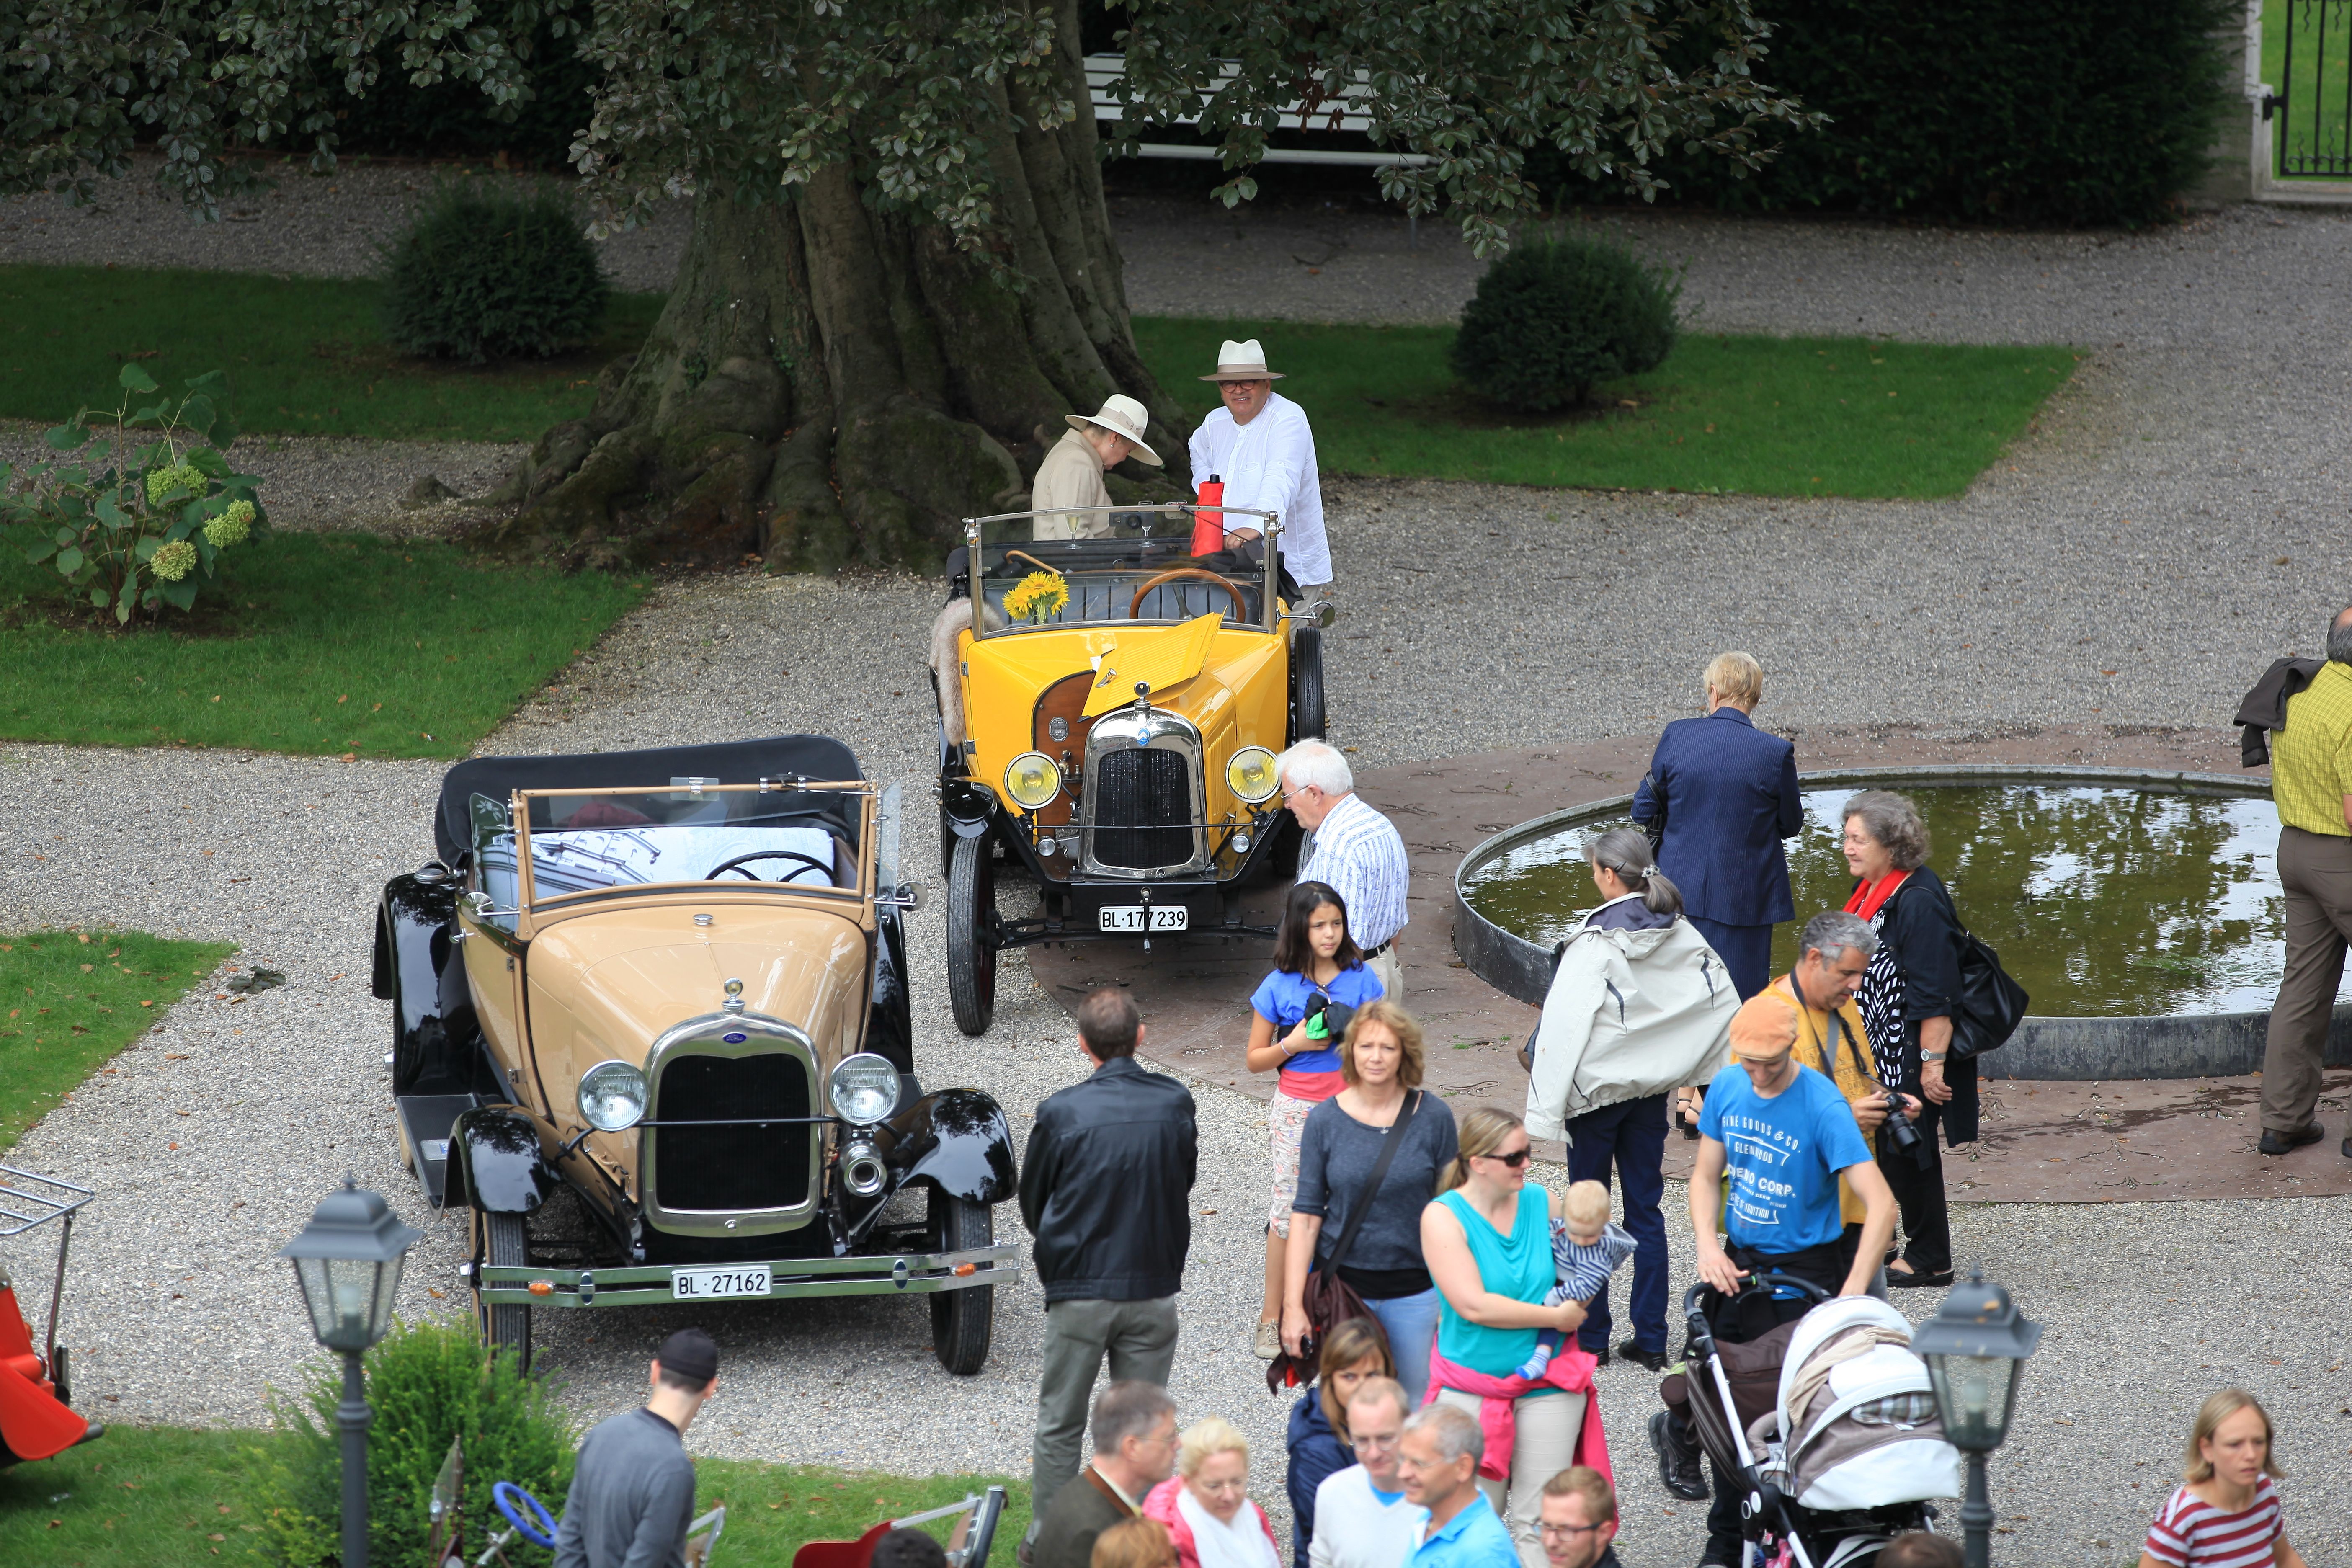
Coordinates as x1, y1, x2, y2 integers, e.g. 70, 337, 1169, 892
1, 0, 1815, 254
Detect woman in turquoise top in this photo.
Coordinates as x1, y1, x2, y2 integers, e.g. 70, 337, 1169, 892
1421, 1107, 1586, 1568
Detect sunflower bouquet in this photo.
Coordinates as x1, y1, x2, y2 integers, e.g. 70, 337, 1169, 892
1003, 570, 1068, 624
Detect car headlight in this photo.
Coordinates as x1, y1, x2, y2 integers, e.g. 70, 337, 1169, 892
577, 1060, 649, 1132
828, 1052, 901, 1125
1004, 751, 1062, 811
1226, 746, 1280, 805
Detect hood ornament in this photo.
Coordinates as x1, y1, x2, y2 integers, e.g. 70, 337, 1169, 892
722, 977, 746, 1014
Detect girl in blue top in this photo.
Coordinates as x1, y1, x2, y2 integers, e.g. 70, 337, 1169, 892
1246, 881, 1386, 1359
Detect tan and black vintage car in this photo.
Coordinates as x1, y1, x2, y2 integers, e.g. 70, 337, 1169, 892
371, 736, 1018, 1375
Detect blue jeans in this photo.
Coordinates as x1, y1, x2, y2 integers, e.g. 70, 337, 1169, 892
1564, 1092, 1669, 1355
1688, 916, 1772, 1001
1363, 1287, 1440, 1408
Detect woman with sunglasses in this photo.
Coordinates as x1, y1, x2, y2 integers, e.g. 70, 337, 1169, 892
1420, 1109, 1608, 1568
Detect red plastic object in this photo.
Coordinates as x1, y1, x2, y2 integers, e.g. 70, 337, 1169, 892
1191, 476, 1225, 556
0, 1281, 87, 1463
792, 1519, 895, 1568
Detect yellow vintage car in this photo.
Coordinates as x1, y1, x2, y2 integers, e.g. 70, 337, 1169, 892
931, 504, 1331, 1034
370, 737, 1020, 1375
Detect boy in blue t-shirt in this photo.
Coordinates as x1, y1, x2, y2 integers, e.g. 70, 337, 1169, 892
1691, 993, 1892, 1297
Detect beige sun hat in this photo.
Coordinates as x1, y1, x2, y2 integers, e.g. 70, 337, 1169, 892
1065, 392, 1163, 466
1200, 338, 1284, 382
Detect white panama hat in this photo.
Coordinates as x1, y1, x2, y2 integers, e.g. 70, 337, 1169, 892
1065, 392, 1163, 466
1200, 338, 1284, 382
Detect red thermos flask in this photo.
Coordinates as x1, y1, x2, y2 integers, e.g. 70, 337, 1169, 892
1191, 474, 1225, 557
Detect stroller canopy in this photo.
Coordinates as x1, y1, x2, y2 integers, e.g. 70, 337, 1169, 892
1773, 1297, 1962, 1512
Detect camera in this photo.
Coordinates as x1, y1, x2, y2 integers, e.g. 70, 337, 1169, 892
1883, 1091, 1920, 1151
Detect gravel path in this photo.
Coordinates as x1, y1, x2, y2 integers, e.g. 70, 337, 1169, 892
1, 177, 2350, 1565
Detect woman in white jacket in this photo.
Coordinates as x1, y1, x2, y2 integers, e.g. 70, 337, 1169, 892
1522, 827, 1736, 1370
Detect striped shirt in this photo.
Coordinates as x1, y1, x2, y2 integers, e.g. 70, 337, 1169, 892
1301, 792, 1411, 951
2143, 1477, 2282, 1568
2272, 660, 2352, 836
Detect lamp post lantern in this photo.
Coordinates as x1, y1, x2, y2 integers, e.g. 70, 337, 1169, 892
1912, 1270, 2042, 1568
279, 1175, 423, 1568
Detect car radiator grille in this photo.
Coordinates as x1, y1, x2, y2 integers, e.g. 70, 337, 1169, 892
652, 1053, 811, 1212
1093, 747, 1194, 870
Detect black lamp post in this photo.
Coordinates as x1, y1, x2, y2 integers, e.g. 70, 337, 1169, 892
279, 1176, 423, 1568
1912, 1271, 2042, 1568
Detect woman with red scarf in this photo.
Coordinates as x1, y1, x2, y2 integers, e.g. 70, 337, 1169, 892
1838, 789, 1973, 1289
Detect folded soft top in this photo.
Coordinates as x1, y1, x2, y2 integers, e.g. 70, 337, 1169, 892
433, 735, 863, 866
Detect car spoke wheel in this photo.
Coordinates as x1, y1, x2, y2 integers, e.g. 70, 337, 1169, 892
471, 1208, 532, 1373
946, 831, 998, 1037
928, 1185, 994, 1376
1290, 623, 1327, 742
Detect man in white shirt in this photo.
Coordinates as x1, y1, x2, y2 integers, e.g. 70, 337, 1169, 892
1312, 1378, 1425, 1568
1186, 338, 1332, 599
1278, 738, 1411, 1001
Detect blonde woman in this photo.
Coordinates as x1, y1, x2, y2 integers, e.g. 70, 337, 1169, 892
2141, 1390, 2307, 1567
1420, 1109, 1606, 1568
1144, 1418, 1282, 1568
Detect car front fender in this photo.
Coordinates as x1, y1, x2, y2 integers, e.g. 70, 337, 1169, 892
939, 777, 995, 836
883, 1088, 1017, 1206
444, 1106, 559, 1215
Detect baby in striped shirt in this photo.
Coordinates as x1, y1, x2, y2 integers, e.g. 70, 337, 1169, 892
1516, 1179, 1638, 1380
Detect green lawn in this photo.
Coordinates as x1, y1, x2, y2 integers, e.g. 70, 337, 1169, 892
0, 1423, 1029, 1566
0, 265, 666, 443
1133, 318, 2076, 499
0, 931, 234, 1152
0, 532, 646, 758
2263, 0, 2351, 176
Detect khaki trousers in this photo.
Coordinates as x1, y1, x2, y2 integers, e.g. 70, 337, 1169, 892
1366, 944, 1404, 1006
1030, 1296, 1179, 1509
2262, 827, 2352, 1133
1434, 1386, 1587, 1568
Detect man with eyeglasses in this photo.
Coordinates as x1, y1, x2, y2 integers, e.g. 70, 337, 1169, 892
1536, 1470, 1621, 1568
1311, 1378, 1426, 1568
1277, 740, 1411, 1001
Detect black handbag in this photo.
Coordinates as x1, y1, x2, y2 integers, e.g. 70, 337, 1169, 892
1639, 769, 1667, 854
1950, 931, 2028, 1058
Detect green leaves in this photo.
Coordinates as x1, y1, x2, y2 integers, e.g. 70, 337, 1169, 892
55, 545, 85, 575
118, 362, 159, 393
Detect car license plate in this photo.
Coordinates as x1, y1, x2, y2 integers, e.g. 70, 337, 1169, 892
671, 1266, 771, 1301
1100, 905, 1189, 933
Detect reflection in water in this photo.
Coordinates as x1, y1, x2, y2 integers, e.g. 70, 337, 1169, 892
1460, 784, 2349, 1018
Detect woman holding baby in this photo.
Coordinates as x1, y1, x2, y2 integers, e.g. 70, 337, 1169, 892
1421, 1107, 1612, 1568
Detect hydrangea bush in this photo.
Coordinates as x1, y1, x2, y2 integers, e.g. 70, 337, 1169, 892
3, 365, 265, 622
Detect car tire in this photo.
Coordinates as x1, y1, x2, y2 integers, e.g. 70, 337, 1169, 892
946, 831, 998, 1037
928, 1185, 994, 1376
1290, 624, 1327, 741
472, 1208, 532, 1373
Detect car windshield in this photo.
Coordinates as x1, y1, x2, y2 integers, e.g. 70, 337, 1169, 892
475, 788, 859, 906
966, 504, 1280, 635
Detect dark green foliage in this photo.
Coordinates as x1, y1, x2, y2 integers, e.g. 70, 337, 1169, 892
246, 1318, 576, 1565
1532, 0, 2238, 227
382, 183, 609, 364
1449, 238, 1680, 412
331, 15, 597, 165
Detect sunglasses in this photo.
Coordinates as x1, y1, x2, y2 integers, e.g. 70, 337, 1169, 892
1477, 1146, 1532, 1168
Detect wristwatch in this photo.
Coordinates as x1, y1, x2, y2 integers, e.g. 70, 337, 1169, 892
1920, 1051, 1949, 1063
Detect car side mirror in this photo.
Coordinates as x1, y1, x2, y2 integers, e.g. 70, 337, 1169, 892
464, 890, 495, 919
1286, 602, 1336, 629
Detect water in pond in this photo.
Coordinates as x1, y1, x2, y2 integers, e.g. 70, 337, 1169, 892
1460, 782, 2348, 1018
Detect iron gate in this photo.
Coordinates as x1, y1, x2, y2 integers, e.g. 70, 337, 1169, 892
2267, 0, 2352, 177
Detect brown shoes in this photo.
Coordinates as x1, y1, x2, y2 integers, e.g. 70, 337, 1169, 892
2257, 1123, 2325, 1157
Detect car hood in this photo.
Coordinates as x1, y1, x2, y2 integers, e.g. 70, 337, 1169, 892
526, 897, 872, 1077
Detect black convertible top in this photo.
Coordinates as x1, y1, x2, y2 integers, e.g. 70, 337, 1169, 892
433, 735, 864, 865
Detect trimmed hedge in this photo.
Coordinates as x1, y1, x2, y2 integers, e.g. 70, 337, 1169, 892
1542, 0, 2239, 227
382, 183, 609, 363
1451, 237, 1680, 410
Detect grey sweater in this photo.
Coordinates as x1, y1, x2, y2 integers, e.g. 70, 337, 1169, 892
552, 1408, 697, 1568
1292, 1090, 1459, 1297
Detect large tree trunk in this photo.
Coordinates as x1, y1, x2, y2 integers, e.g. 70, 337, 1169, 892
482, 7, 1187, 573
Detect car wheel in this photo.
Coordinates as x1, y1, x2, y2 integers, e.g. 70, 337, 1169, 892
945, 831, 998, 1037
1290, 624, 1327, 741
472, 1208, 532, 1373
928, 1185, 994, 1376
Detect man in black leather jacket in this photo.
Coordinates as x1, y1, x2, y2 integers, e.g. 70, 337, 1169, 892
1019, 987, 1198, 1539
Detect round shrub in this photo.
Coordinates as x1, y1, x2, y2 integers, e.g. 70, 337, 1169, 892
382, 183, 609, 364
1450, 236, 1681, 412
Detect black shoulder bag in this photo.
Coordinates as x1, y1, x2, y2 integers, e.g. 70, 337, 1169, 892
1265, 1091, 1421, 1393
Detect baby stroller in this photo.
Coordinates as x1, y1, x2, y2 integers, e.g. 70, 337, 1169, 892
1671, 1274, 1960, 1568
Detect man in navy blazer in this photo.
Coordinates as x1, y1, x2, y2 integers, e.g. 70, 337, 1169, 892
1630, 652, 1801, 1002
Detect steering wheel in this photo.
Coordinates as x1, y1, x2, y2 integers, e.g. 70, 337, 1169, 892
705, 849, 835, 885
493, 1482, 560, 1549
1129, 567, 1246, 621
